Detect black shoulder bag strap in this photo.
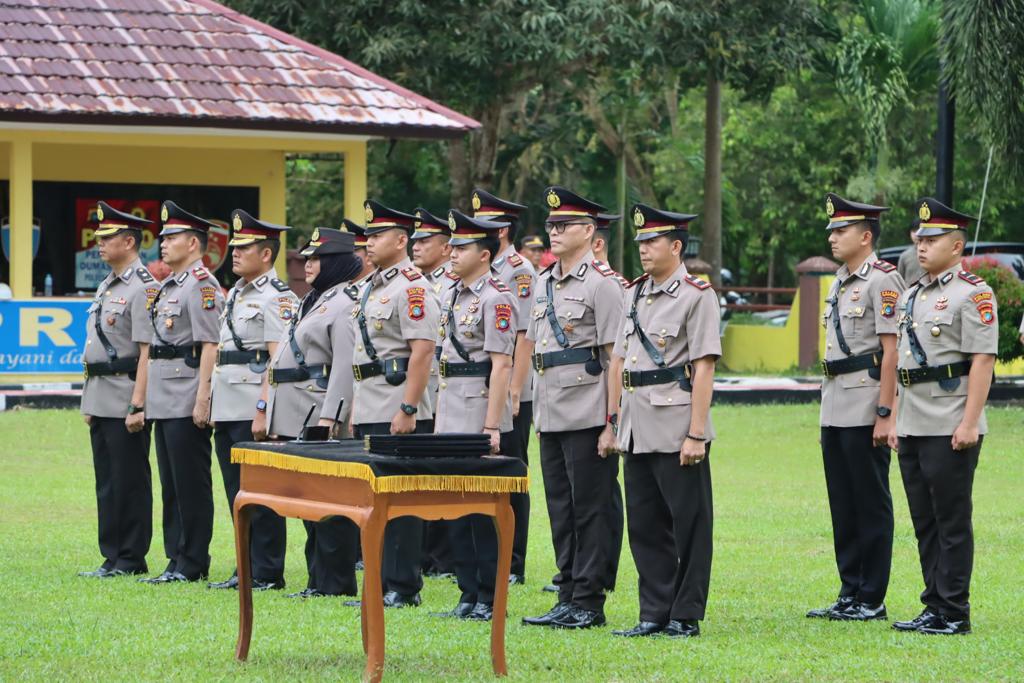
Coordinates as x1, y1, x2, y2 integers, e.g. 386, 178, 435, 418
544, 275, 570, 349
356, 281, 379, 361
149, 279, 173, 346
629, 279, 667, 368
902, 283, 928, 366
287, 291, 312, 370
443, 285, 472, 362
224, 286, 247, 352
92, 279, 119, 362
825, 278, 852, 356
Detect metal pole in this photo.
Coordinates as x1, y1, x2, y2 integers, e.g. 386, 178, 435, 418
971, 145, 994, 257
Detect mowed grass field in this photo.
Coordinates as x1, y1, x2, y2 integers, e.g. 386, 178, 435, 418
1, 405, 1022, 682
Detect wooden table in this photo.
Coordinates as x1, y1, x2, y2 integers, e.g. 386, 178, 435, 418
230, 444, 527, 683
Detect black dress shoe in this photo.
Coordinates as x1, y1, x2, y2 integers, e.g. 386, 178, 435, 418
829, 601, 887, 621
78, 567, 114, 578
541, 584, 558, 593
892, 608, 938, 632
612, 621, 665, 637
918, 614, 971, 635
254, 578, 285, 591
552, 607, 606, 629
285, 587, 326, 598
806, 596, 855, 618
466, 602, 493, 621
508, 574, 525, 586
343, 599, 362, 607
208, 575, 239, 590
111, 567, 147, 577
138, 571, 174, 584
662, 619, 700, 638
383, 591, 421, 608
431, 601, 475, 618
522, 602, 573, 626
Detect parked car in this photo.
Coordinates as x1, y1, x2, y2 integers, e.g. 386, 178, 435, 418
878, 242, 1024, 281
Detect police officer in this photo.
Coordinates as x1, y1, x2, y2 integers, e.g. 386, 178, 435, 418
601, 204, 720, 638
807, 194, 904, 621
520, 235, 546, 270
207, 210, 296, 592
140, 201, 224, 584
78, 202, 156, 579
264, 227, 364, 598
431, 209, 517, 621
342, 219, 376, 285
350, 200, 440, 608
472, 188, 536, 585
521, 186, 624, 629
891, 198, 997, 636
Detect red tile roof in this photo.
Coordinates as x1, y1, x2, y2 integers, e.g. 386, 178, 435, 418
0, 0, 479, 138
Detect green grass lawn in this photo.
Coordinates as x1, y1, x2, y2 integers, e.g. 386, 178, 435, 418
1, 405, 1022, 681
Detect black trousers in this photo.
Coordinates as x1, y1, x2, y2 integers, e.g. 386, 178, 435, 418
820, 426, 894, 604
500, 400, 533, 576
302, 517, 359, 595
605, 467, 624, 591
421, 520, 456, 575
539, 426, 618, 612
89, 417, 152, 572
898, 435, 981, 620
624, 446, 714, 623
354, 419, 434, 596
213, 421, 287, 583
448, 513, 499, 605
153, 417, 213, 579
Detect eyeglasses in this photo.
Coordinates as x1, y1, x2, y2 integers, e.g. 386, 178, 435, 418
544, 221, 590, 235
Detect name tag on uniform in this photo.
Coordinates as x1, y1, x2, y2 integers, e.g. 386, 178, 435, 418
564, 295, 585, 302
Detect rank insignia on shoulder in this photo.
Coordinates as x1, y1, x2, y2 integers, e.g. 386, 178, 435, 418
200, 285, 216, 310
873, 260, 897, 273
137, 267, 154, 283
401, 267, 423, 281
193, 267, 210, 281
627, 273, 649, 288
271, 277, 289, 292
489, 278, 511, 293
445, 270, 460, 281
508, 253, 523, 267
495, 303, 512, 331
959, 271, 984, 286
684, 274, 711, 290
514, 273, 531, 298
592, 260, 615, 277
343, 285, 359, 301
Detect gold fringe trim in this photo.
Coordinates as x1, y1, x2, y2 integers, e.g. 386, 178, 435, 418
231, 447, 529, 494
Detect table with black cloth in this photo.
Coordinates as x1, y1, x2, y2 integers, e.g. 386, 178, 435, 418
229, 439, 529, 683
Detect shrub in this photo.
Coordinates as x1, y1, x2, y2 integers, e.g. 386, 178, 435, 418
962, 256, 1024, 364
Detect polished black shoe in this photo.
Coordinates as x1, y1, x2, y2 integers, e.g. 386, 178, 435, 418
431, 601, 475, 618
508, 574, 525, 586
806, 596, 855, 618
892, 608, 938, 632
612, 621, 665, 637
522, 601, 572, 626
110, 567, 147, 577
466, 602, 494, 621
285, 587, 327, 598
78, 566, 114, 578
662, 619, 700, 638
383, 591, 421, 608
208, 575, 239, 590
918, 614, 971, 635
138, 571, 178, 584
552, 607, 606, 629
541, 583, 558, 593
254, 578, 285, 591
829, 601, 887, 621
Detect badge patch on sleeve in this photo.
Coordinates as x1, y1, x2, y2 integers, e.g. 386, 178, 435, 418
200, 286, 216, 310
880, 290, 899, 318
278, 297, 294, 320
145, 286, 160, 310
515, 273, 532, 298
972, 291, 993, 304
977, 300, 995, 325
407, 287, 426, 320
495, 303, 512, 331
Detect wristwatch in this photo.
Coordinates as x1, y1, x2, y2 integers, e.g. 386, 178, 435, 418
400, 402, 417, 416
876, 406, 892, 418
128, 404, 144, 415
256, 399, 267, 413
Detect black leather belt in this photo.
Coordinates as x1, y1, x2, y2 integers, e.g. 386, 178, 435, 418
151, 343, 201, 363
217, 349, 268, 366
822, 351, 882, 378
83, 356, 139, 379
352, 357, 410, 381
898, 361, 971, 387
269, 364, 331, 385
532, 347, 598, 372
622, 364, 693, 392
439, 358, 492, 378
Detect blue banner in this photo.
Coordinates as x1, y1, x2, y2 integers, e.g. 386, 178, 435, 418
0, 299, 91, 374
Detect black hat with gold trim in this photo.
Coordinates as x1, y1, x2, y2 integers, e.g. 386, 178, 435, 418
229, 209, 289, 247
824, 193, 889, 231
363, 199, 416, 236
544, 186, 606, 223
447, 209, 508, 247
339, 219, 368, 248
595, 212, 620, 234
914, 197, 974, 237
521, 235, 545, 251
471, 188, 527, 222
631, 203, 696, 241
159, 200, 217, 236
411, 208, 452, 241
300, 227, 355, 257
94, 201, 153, 237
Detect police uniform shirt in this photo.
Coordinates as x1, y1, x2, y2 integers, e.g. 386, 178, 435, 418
423, 261, 458, 415
351, 257, 441, 425
613, 263, 721, 453
896, 265, 998, 437
81, 259, 156, 418
435, 274, 517, 433
820, 254, 906, 428
267, 284, 357, 436
493, 245, 536, 333
526, 250, 623, 431
210, 270, 298, 423
146, 259, 224, 419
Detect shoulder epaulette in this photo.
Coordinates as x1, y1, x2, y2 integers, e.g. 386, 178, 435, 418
271, 277, 289, 292
489, 277, 510, 293
508, 253, 523, 267
614, 274, 629, 288
192, 266, 209, 281
343, 284, 359, 301
401, 267, 422, 281
627, 273, 649, 289
137, 267, 154, 283
445, 270, 460, 281
958, 271, 984, 286
684, 274, 712, 290
592, 260, 615, 277
539, 263, 555, 276
873, 260, 897, 273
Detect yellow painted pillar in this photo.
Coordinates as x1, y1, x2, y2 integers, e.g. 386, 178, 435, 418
343, 142, 368, 222
260, 151, 288, 278
9, 139, 34, 298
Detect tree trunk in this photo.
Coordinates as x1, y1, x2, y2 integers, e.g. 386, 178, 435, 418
447, 136, 471, 211
701, 68, 723, 289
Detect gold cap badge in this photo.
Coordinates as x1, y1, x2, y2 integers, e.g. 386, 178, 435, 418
414, 219, 422, 229
232, 214, 242, 231
364, 204, 374, 223
96, 206, 104, 221
546, 190, 561, 209
161, 205, 169, 222
633, 208, 645, 228
472, 193, 481, 211
311, 228, 320, 242
919, 202, 931, 221
825, 196, 835, 217
448, 213, 457, 230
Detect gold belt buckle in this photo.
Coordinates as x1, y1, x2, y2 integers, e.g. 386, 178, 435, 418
352, 364, 362, 382
821, 360, 832, 378
532, 354, 543, 372
898, 367, 911, 386
268, 368, 277, 386
439, 358, 448, 378
83, 363, 89, 379
622, 369, 632, 392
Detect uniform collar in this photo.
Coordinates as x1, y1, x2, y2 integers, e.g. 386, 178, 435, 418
923, 262, 961, 290
113, 260, 142, 284
459, 272, 489, 295
553, 249, 596, 282
373, 257, 411, 286
242, 269, 275, 292
648, 262, 689, 298
429, 262, 450, 281
836, 252, 878, 281
493, 244, 516, 268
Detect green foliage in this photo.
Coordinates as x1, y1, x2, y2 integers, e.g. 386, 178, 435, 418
962, 256, 1024, 363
